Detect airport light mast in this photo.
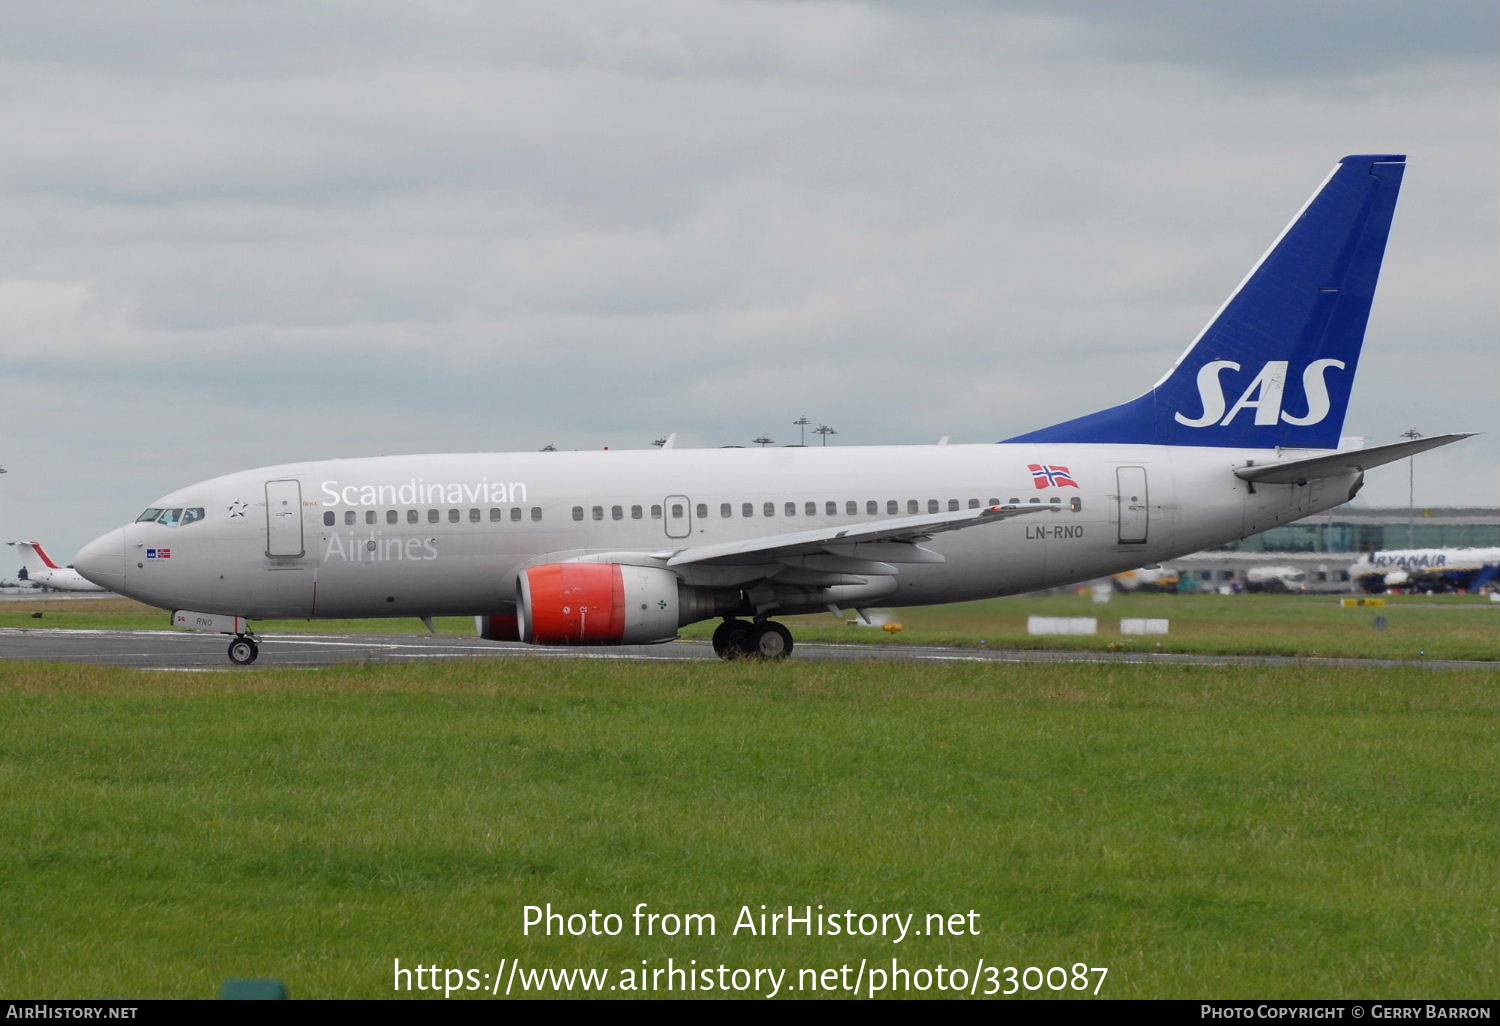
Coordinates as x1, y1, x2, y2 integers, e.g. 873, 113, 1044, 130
793, 416, 811, 446
1401, 427, 1422, 547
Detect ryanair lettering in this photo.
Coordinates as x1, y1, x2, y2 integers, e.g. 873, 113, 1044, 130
1174, 359, 1345, 428
320, 478, 528, 507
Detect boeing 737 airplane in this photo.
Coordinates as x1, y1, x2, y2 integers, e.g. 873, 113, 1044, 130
9, 541, 109, 592
74, 155, 1470, 663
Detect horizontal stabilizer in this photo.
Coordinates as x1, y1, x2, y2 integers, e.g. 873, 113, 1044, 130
1234, 433, 1473, 484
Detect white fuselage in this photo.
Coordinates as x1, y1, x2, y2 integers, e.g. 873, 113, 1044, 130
82, 443, 1355, 622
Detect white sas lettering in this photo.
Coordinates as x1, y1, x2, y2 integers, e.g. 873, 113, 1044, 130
1278, 358, 1345, 425
1174, 359, 1346, 429
1219, 361, 1288, 426
1174, 360, 1240, 427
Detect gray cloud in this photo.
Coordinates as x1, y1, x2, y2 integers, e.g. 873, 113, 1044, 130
1, 2, 1494, 559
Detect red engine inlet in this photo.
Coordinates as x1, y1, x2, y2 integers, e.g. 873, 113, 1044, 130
517, 562, 682, 645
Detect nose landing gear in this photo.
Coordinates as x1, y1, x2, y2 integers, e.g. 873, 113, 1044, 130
171, 610, 259, 665
711, 618, 794, 661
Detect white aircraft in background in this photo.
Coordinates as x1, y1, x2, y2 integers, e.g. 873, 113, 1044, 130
9, 541, 109, 592
75, 154, 1470, 664
1350, 548, 1500, 594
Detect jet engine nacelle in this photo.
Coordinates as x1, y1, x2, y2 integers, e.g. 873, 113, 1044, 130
517, 562, 685, 645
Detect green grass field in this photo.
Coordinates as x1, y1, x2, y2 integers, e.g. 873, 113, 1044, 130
5, 590, 1496, 660
1, 658, 1495, 999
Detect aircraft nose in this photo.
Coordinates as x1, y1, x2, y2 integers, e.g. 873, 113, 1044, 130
74, 527, 127, 590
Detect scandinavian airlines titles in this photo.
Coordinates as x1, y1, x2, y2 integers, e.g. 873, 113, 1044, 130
320, 478, 529, 508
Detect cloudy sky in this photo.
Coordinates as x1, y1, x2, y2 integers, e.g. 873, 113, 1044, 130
3, 1, 1496, 562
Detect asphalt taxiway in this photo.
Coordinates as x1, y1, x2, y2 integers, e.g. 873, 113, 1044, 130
1, 626, 1493, 672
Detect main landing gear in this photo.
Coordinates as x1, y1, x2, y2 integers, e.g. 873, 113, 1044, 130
711, 618, 793, 661
227, 634, 260, 665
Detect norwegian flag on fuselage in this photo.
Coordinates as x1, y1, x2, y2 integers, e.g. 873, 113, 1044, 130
1027, 464, 1078, 489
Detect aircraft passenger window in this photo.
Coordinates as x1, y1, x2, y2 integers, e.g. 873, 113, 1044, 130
592, 506, 604, 521
785, 502, 796, 517
136, 508, 164, 523
345, 510, 357, 526
1048, 497, 1060, 505
846, 501, 857, 516
651, 505, 662, 519
158, 508, 183, 527
696, 504, 708, 519
388, 510, 399, 524
969, 499, 980, 509
988, 498, 1000, 507
181, 507, 205, 526
1008, 498, 1019, 505
408, 510, 419, 524
866, 501, 877, 515
633, 506, 644, 520
908, 500, 918, 514
805, 502, 816, 516
742, 503, 754, 518
948, 499, 959, 511
530, 507, 542, 521
673, 504, 685, 519
324, 512, 335, 527
887, 500, 898, 515
720, 503, 732, 518
763, 502, 774, 517
490, 508, 501, 522
469, 508, 480, 523
428, 509, 439, 523
449, 509, 460, 523
572, 506, 583, 521
366, 510, 377, 525
511, 508, 522, 522
825, 501, 837, 516
611, 505, 623, 521
928, 500, 939, 513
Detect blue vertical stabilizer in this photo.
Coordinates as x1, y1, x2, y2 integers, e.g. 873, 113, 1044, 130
1004, 154, 1406, 449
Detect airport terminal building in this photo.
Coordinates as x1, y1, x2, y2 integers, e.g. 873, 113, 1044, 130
1175, 506, 1500, 592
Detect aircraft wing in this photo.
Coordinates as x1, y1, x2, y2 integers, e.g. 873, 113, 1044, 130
652, 503, 1058, 569
1235, 433, 1474, 485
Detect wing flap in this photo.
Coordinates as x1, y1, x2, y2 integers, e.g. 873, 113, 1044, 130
658, 504, 1058, 568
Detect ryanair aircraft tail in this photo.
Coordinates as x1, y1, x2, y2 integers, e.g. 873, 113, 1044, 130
1006, 154, 1406, 449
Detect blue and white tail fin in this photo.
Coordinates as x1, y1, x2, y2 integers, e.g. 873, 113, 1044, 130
1005, 154, 1406, 449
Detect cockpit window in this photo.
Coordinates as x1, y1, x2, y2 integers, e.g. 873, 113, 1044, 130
146, 506, 205, 528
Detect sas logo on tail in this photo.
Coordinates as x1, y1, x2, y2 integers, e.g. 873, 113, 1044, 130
1174, 359, 1345, 428
1028, 464, 1079, 489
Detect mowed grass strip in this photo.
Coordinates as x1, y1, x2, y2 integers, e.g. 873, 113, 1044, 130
1, 659, 1494, 999
4, 591, 1498, 660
